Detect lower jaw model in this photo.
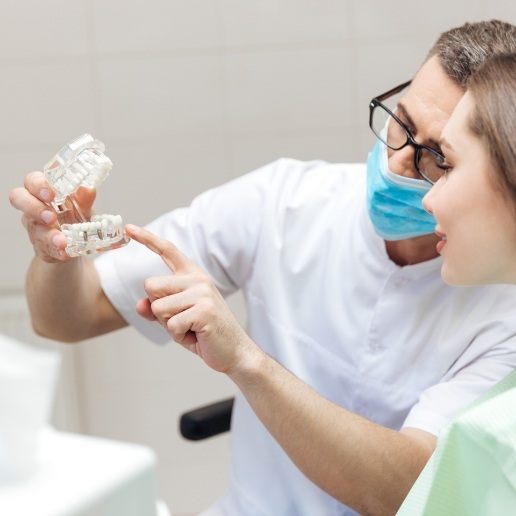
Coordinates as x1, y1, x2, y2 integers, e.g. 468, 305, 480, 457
61, 214, 127, 257
43, 134, 129, 257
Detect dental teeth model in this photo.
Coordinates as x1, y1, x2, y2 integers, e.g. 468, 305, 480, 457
43, 134, 129, 257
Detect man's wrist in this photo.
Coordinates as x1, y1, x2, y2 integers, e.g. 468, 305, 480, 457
227, 336, 268, 387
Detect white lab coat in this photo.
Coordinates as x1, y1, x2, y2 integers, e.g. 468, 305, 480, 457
95, 159, 516, 516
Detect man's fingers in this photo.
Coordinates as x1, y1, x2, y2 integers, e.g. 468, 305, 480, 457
136, 297, 157, 321
31, 224, 68, 260
143, 274, 202, 301
125, 224, 193, 273
166, 308, 198, 348
28, 222, 65, 249
23, 171, 54, 203
150, 290, 197, 322
9, 187, 57, 226
23, 221, 68, 262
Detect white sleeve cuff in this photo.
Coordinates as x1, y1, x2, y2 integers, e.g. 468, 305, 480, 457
402, 404, 453, 437
94, 253, 169, 346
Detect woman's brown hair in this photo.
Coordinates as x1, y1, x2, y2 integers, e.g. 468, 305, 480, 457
467, 53, 516, 202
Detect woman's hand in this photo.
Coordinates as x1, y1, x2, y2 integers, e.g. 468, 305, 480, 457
126, 224, 258, 374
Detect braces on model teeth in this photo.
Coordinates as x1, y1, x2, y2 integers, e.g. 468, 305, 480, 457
43, 134, 129, 257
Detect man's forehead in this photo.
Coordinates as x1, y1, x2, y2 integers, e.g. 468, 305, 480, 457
411, 56, 465, 111
400, 91, 455, 134
400, 57, 464, 139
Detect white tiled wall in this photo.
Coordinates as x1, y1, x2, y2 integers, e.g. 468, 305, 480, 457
1, 1, 515, 512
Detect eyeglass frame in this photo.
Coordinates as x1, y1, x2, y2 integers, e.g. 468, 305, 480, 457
368, 80, 446, 184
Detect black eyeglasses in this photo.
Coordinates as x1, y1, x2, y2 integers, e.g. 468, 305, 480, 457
369, 81, 446, 184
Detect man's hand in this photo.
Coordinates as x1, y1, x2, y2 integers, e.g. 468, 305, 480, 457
126, 224, 257, 374
9, 171, 96, 262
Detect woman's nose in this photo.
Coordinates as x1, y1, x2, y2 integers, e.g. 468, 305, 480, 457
387, 145, 419, 179
423, 177, 445, 214
422, 189, 433, 214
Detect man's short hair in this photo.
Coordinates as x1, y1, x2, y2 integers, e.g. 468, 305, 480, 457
427, 20, 516, 87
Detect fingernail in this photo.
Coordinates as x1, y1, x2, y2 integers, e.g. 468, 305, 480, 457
41, 210, 54, 224
40, 188, 51, 202
52, 234, 62, 247
126, 224, 138, 234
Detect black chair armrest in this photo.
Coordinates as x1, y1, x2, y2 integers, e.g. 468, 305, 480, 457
180, 397, 234, 441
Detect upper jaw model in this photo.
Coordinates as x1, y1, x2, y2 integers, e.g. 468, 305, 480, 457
43, 134, 129, 257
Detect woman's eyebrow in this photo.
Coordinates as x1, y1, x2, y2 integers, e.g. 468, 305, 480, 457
398, 101, 442, 150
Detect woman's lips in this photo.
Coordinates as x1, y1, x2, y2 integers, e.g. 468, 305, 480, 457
435, 230, 447, 254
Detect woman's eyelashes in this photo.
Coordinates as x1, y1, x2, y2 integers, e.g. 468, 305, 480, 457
437, 148, 454, 175
438, 161, 454, 175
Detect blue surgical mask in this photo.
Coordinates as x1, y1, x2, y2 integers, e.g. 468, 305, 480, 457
366, 139, 436, 241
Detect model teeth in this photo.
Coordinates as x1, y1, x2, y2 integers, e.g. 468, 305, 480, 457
61, 214, 124, 242
77, 150, 112, 189
50, 150, 112, 196
43, 134, 129, 257
44, 135, 113, 202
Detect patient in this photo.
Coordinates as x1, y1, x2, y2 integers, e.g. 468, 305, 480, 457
398, 52, 516, 514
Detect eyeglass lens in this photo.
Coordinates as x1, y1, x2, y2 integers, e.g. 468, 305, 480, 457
371, 105, 445, 183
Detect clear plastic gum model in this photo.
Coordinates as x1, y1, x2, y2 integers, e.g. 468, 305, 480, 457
43, 134, 129, 257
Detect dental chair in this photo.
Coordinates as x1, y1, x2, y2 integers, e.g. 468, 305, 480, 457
179, 397, 234, 440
